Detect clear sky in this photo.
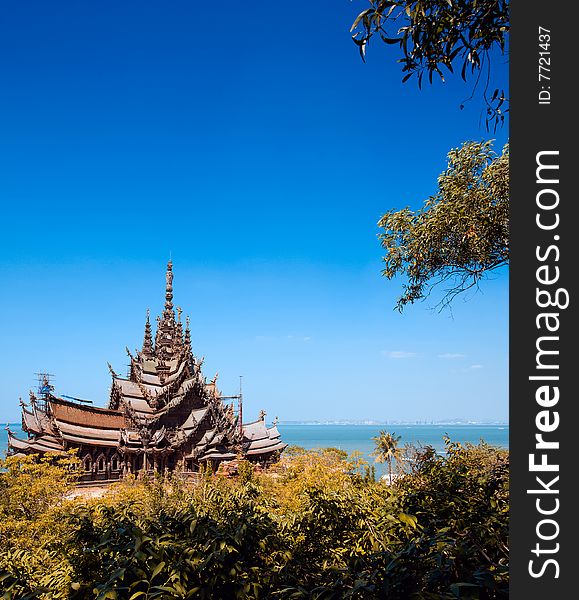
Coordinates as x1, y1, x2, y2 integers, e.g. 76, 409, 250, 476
0, 1, 509, 424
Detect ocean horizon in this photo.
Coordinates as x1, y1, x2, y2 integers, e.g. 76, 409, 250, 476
2, 421, 508, 478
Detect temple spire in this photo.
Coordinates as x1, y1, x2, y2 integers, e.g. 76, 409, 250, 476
176, 307, 184, 347
184, 315, 191, 349
164, 259, 174, 316
142, 309, 154, 357
155, 260, 180, 360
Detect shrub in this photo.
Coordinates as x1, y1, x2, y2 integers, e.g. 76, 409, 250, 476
0, 441, 508, 599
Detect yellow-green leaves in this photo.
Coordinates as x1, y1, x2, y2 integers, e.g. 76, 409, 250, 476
0, 442, 508, 598
379, 140, 509, 310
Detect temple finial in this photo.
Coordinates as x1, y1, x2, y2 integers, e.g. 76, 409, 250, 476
175, 307, 184, 348
184, 315, 191, 348
155, 261, 180, 360
142, 309, 154, 357
164, 260, 174, 314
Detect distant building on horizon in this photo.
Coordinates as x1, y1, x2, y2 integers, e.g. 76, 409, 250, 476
7, 261, 286, 482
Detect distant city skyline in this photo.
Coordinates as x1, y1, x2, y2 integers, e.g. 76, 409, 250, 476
0, 1, 508, 424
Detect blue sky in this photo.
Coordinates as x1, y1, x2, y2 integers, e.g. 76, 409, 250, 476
0, 1, 508, 424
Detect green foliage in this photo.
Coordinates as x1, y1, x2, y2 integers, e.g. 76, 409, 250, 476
0, 452, 79, 526
378, 140, 509, 310
349, 4, 510, 310
351, 0, 509, 130
0, 452, 80, 599
284, 445, 307, 456
237, 460, 255, 484
0, 442, 508, 599
69, 485, 286, 599
391, 438, 509, 596
348, 451, 376, 485
320, 447, 349, 461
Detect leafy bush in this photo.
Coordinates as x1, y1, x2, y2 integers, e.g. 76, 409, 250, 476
0, 452, 80, 598
0, 440, 508, 599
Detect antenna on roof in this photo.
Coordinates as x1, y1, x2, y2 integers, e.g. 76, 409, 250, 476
34, 372, 54, 412
34, 372, 54, 398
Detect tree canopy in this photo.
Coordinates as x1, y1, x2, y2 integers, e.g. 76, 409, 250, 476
351, 0, 509, 131
349, 2, 510, 310
371, 430, 403, 481
379, 140, 509, 310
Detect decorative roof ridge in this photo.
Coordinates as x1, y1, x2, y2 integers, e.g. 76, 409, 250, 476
48, 396, 125, 416
114, 375, 165, 391
145, 369, 220, 428
128, 352, 144, 383
8, 431, 30, 443
22, 405, 42, 436
30, 394, 57, 434
119, 398, 143, 430
137, 380, 160, 408
243, 418, 269, 427
53, 418, 123, 434
158, 360, 195, 400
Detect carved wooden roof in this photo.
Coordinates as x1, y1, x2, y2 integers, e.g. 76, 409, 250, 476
50, 398, 126, 429
8, 261, 286, 466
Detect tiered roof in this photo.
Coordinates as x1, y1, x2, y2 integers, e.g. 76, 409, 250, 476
8, 261, 286, 468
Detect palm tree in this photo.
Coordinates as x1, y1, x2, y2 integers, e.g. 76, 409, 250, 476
371, 431, 402, 483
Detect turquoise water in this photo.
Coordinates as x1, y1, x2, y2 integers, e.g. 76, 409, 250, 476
277, 423, 508, 454
3, 422, 508, 477
278, 423, 508, 477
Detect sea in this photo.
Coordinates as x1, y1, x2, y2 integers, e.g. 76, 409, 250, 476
278, 423, 508, 477
1, 422, 508, 478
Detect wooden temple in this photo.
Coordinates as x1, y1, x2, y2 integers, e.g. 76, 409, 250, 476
7, 261, 286, 482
